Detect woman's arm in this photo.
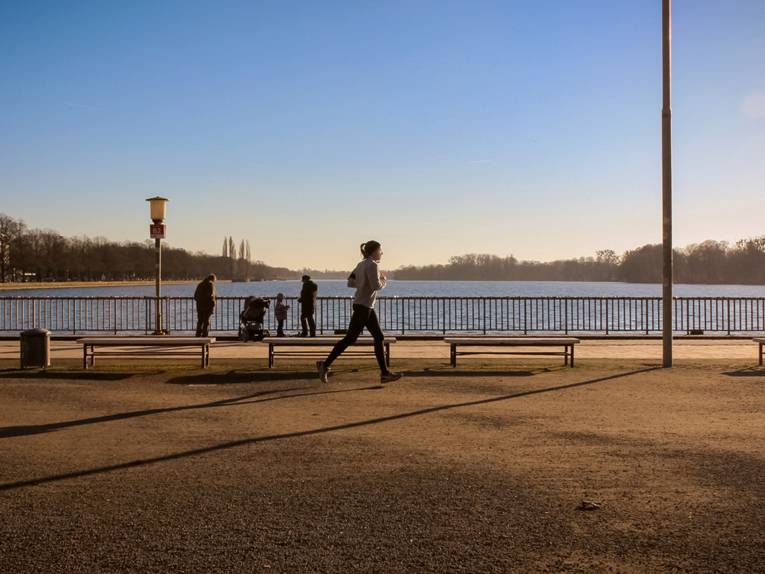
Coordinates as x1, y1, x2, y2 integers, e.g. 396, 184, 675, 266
366, 260, 386, 291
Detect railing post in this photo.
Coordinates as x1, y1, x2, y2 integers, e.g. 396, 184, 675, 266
727, 298, 731, 335
563, 298, 568, 334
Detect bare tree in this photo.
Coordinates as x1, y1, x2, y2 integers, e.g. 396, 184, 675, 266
0, 214, 15, 282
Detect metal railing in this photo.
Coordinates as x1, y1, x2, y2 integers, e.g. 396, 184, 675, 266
2, 296, 765, 336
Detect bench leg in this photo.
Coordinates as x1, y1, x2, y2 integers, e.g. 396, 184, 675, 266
90, 346, 95, 368
83, 345, 88, 370
201, 345, 207, 369
450, 344, 457, 368
760, 343, 762, 366
268, 344, 274, 369
570, 345, 575, 368
385, 342, 391, 367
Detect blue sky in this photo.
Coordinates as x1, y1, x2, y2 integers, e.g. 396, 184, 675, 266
1, 0, 763, 270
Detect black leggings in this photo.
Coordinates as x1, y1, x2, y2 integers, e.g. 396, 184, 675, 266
325, 305, 388, 373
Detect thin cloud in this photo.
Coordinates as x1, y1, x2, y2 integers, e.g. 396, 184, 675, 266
469, 159, 491, 165
741, 91, 765, 120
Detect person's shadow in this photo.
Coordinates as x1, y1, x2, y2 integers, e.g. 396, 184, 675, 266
0, 367, 658, 492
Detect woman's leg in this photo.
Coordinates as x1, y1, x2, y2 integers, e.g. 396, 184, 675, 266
324, 305, 369, 368
363, 309, 389, 373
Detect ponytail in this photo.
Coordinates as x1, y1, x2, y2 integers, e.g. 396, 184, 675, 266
360, 240, 381, 258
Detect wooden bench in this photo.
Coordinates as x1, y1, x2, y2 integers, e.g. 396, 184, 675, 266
77, 337, 215, 369
753, 338, 765, 365
262, 337, 396, 368
444, 337, 580, 367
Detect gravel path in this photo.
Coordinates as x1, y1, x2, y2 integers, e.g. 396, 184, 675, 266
1, 360, 763, 572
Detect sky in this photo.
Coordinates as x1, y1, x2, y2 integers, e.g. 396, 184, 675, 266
1, 0, 764, 271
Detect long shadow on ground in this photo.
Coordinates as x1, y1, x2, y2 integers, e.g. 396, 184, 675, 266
722, 367, 765, 378
0, 369, 133, 381
406, 368, 550, 378
0, 384, 380, 439
0, 367, 658, 491
166, 370, 319, 385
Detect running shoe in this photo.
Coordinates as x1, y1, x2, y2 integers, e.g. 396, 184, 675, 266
380, 371, 403, 385
316, 361, 330, 384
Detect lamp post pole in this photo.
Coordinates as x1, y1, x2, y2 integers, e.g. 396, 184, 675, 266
147, 197, 169, 336
662, 0, 673, 367
155, 236, 162, 335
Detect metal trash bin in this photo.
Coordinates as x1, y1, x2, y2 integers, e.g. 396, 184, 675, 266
20, 328, 51, 369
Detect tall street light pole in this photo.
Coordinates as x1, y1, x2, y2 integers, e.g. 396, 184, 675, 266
147, 197, 169, 335
662, 0, 673, 367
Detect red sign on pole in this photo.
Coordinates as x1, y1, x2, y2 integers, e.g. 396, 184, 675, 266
149, 223, 166, 239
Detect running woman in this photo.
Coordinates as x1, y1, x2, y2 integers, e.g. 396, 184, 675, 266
316, 240, 402, 384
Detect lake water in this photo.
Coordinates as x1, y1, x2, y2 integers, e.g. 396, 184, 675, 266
2, 280, 765, 299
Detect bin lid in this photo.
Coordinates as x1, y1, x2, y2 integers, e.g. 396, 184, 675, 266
20, 328, 51, 336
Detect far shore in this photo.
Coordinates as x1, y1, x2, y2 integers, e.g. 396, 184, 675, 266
0, 280, 207, 291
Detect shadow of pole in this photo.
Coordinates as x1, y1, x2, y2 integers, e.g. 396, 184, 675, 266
0, 367, 658, 491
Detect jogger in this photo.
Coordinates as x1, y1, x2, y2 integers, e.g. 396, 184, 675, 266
317, 240, 402, 385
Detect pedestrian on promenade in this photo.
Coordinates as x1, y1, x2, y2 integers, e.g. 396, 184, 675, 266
316, 241, 402, 385
298, 274, 318, 337
275, 292, 289, 337
194, 274, 216, 337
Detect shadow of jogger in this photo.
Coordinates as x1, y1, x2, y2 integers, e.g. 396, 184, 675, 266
0, 367, 659, 491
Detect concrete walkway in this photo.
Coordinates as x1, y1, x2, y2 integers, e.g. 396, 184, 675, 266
0, 337, 760, 365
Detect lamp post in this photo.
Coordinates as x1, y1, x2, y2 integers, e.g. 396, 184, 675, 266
661, 0, 673, 367
146, 197, 168, 335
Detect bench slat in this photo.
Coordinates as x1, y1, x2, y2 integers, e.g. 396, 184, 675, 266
78, 337, 215, 345
444, 338, 579, 346
263, 337, 397, 346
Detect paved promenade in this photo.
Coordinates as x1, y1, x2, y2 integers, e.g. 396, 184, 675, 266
1, 354, 763, 572
0, 337, 761, 366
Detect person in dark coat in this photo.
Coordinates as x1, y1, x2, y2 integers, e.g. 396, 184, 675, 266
298, 274, 318, 337
194, 274, 217, 337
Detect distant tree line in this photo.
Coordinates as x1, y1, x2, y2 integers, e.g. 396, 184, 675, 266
393, 239, 765, 284
0, 214, 297, 282
5, 213, 763, 285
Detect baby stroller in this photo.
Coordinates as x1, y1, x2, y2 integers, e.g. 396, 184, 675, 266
238, 297, 271, 341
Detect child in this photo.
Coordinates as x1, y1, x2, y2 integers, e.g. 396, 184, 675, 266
275, 293, 290, 337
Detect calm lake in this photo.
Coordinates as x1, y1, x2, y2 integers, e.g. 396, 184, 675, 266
3, 280, 765, 298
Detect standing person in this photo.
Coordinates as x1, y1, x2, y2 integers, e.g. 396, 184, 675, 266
194, 274, 217, 337
298, 274, 318, 337
275, 293, 289, 337
317, 241, 402, 384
